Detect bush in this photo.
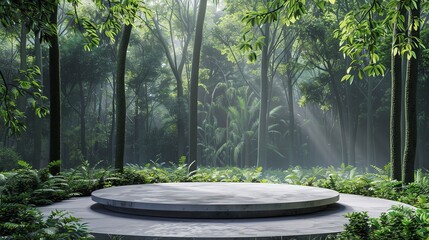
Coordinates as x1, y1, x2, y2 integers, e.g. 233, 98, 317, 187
0, 203, 42, 236
4, 169, 40, 196
62, 161, 111, 196
332, 206, 429, 239
1, 169, 72, 205
0, 148, 21, 172
0, 203, 93, 239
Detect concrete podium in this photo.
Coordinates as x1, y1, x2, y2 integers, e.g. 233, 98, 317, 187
91, 182, 340, 218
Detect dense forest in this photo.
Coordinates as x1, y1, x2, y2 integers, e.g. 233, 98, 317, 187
0, 0, 428, 180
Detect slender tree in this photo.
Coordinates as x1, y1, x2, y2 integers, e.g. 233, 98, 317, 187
17, 20, 28, 160
33, 29, 43, 168
114, 23, 133, 173
147, 0, 197, 159
48, 2, 61, 175
257, 23, 270, 167
402, 0, 420, 183
189, 0, 207, 172
390, 3, 405, 180
281, 26, 303, 166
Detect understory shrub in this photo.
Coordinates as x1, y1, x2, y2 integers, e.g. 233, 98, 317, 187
331, 206, 429, 239
1, 168, 73, 205
0, 203, 42, 236
62, 161, 110, 196
0, 203, 93, 239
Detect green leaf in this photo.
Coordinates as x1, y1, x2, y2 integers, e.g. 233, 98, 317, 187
346, 66, 352, 74
358, 69, 364, 79
393, 47, 399, 56
341, 74, 352, 82
316, 1, 325, 11
248, 52, 257, 62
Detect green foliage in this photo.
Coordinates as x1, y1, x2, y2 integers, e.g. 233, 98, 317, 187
0, 147, 22, 172
3, 163, 429, 239
68, 0, 151, 50
31, 175, 73, 205
105, 167, 147, 186
336, 211, 371, 239
0, 203, 93, 239
0, 203, 43, 237
334, 0, 424, 82
40, 210, 93, 240
127, 159, 193, 184
332, 206, 429, 239
240, 0, 334, 61
298, 74, 332, 110
62, 161, 110, 196
4, 169, 40, 196
1, 167, 73, 205
242, 0, 308, 28
198, 84, 260, 167
190, 166, 264, 183
334, 0, 387, 81
0, 66, 48, 134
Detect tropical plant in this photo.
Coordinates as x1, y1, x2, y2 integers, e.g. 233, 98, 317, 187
62, 160, 110, 196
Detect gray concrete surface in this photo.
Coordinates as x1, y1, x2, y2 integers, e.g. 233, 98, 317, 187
91, 183, 340, 218
38, 183, 414, 239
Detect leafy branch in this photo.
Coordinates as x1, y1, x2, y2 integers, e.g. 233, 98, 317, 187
0, 67, 49, 135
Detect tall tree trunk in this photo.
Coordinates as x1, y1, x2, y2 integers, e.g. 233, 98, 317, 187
17, 20, 27, 161
331, 76, 348, 165
33, 29, 43, 168
188, 0, 207, 172
109, 71, 116, 165
115, 24, 133, 173
48, 4, 61, 175
390, 4, 405, 181
402, 2, 420, 183
150, 12, 193, 159
19, 20, 27, 75
345, 83, 356, 166
257, 23, 270, 168
286, 76, 295, 166
281, 27, 297, 167
79, 82, 87, 160
177, 81, 186, 158
144, 82, 149, 132
93, 85, 103, 162
366, 77, 374, 167
134, 95, 139, 163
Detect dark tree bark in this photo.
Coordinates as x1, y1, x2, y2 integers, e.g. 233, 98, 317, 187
330, 73, 348, 165
257, 23, 270, 168
390, 4, 405, 181
109, 71, 116, 165
48, 4, 61, 175
366, 77, 374, 167
134, 94, 140, 163
286, 76, 295, 166
17, 20, 27, 161
114, 24, 133, 173
402, 1, 420, 183
188, 0, 207, 172
33, 29, 43, 168
79, 82, 87, 160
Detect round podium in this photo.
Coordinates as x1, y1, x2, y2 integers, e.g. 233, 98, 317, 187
91, 182, 339, 218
